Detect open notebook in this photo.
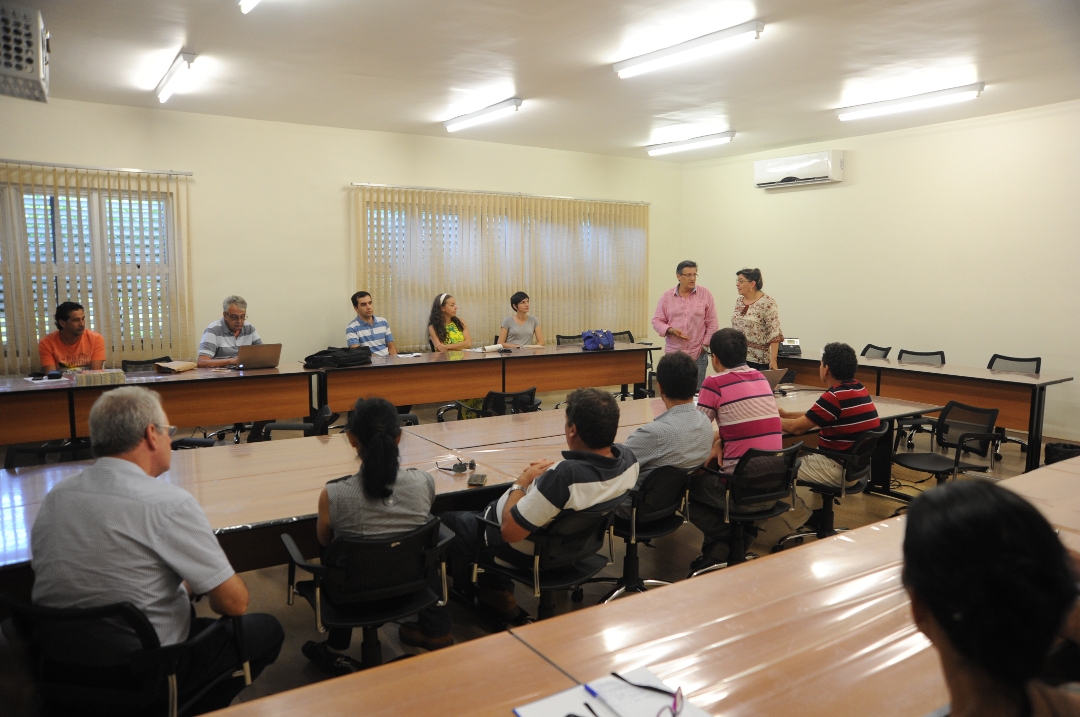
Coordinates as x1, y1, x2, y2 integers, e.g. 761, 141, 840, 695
514, 667, 708, 717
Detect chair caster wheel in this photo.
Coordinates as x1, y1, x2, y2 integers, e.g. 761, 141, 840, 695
1020, 445, 1027, 453
571, 589, 584, 603
906, 440, 915, 449
994, 453, 1003, 462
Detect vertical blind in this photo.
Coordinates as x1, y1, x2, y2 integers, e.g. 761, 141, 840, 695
0, 161, 194, 374
354, 186, 650, 353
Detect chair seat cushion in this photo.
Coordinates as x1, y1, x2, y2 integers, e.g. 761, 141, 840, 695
612, 514, 685, 542
295, 581, 439, 629
796, 476, 869, 497
729, 500, 790, 522
482, 553, 609, 592
893, 453, 988, 474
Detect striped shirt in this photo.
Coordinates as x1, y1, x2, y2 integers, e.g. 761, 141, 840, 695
345, 316, 393, 356
31, 458, 236, 646
498, 445, 638, 556
697, 364, 783, 468
806, 380, 881, 452
198, 319, 262, 359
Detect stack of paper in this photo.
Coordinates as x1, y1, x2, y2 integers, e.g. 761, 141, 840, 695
155, 361, 198, 373
514, 667, 708, 717
70, 369, 128, 387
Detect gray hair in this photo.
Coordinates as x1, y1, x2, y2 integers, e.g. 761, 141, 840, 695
89, 386, 166, 457
222, 295, 248, 313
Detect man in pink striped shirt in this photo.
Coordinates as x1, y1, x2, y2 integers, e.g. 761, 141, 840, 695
651, 260, 718, 389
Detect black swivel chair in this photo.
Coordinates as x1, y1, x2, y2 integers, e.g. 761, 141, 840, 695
688, 444, 802, 578
470, 507, 616, 620
281, 517, 453, 669
896, 349, 946, 448
774, 424, 888, 551
0, 594, 251, 717
171, 437, 218, 450
860, 344, 891, 359
574, 466, 691, 604
892, 401, 1000, 486
259, 405, 339, 439
987, 354, 1041, 459
555, 334, 583, 347
436, 387, 541, 422
120, 356, 173, 372
610, 331, 635, 400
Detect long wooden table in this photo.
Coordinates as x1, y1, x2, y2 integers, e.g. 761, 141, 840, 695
779, 352, 1073, 472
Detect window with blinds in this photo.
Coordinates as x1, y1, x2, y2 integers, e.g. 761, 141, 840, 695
0, 162, 194, 374
354, 186, 650, 353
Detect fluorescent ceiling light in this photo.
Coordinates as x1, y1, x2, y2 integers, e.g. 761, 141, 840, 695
239, 0, 262, 13
155, 51, 195, 103
836, 82, 985, 121
614, 20, 764, 79
647, 131, 735, 156
444, 98, 523, 132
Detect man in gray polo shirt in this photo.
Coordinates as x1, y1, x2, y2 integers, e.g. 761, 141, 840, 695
617, 351, 713, 519
31, 386, 283, 714
197, 295, 263, 368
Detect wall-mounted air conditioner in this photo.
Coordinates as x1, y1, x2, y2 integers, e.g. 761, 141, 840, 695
754, 150, 843, 189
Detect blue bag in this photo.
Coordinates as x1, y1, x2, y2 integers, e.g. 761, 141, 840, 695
581, 330, 615, 351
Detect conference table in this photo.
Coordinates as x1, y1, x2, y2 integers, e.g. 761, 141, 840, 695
208, 457, 1080, 717
778, 352, 1073, 472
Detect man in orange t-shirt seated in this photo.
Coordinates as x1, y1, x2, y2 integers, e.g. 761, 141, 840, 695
38, 301, 106, 372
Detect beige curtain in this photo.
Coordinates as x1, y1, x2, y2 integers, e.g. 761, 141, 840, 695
354, 186, 649, 353
0, 161, 194, 374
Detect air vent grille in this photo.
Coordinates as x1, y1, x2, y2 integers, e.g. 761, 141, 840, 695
0, 3, 48, 102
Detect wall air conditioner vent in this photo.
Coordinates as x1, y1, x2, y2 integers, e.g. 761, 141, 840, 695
755, 150, 843, 189
0, 3, 49, 103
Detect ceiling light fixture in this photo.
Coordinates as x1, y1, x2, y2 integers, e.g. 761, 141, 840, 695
155, 51, 195, 103
647, 131, 735, 156
444, 97, 523, 132
614, 20, 764, 79
239, 0, 262, 13
836, 82, 985, 121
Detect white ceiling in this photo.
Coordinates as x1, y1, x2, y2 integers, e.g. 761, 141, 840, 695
31, 0, 1080, 161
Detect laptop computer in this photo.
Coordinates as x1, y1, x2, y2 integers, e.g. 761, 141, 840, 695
761, 368, 788, 391
234, 343, 282, 370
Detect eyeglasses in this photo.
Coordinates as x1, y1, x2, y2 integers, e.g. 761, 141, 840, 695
735, 278, 749, 284
155, 424, 178, 437
225, 313, 247, 322
436, 460, 476, 473
609, 672, 684, 717
679, 273, 698, 279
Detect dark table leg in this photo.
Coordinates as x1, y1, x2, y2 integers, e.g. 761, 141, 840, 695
867, 418, 913, 503
1026, 386, 1047, 472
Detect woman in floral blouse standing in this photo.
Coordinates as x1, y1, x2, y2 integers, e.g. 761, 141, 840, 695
731, 268, 782, 370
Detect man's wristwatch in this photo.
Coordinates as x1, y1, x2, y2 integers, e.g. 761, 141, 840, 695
508, 483, 527, 495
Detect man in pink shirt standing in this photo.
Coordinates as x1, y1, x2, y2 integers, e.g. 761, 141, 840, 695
652, 260, 718, 389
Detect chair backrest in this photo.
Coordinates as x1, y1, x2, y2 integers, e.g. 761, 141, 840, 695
729, 443, 803, 507
934, 401, 999, 457
897, 349, 945, 366
632, 466, 690, 524
428, 339, 436, 352
482, 387, 537, 416
556, 334, 583, 346
839, 423, 889, 483
494, 335, 500, 346
120, 356, 172, 372
988, 354, 1041, 374
528, 507, 615, 571
861, 344, 891, 359
0, 594, 165, 714
321, 516, 442, 605
611, 331, 634, 343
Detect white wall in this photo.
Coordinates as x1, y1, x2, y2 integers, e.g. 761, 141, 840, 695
678, 100, 1080, 440
0, 96, 681, 363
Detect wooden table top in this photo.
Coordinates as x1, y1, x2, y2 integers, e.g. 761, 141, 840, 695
1001, 456, 1080, 552
509, 517, 947, 717
782, 352, 1073, 387
207, 632, 577, 717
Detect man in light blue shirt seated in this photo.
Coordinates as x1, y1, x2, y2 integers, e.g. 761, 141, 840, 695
346, 291, 397, 356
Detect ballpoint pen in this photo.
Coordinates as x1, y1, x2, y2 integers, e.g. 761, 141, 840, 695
583, 684, 625, 717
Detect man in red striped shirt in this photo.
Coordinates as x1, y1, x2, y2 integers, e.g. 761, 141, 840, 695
780, 342, 880, 493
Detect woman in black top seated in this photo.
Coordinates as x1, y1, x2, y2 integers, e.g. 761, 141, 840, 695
903, 480, 1080, 717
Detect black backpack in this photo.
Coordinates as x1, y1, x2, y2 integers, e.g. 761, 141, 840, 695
303, 346, 372, 369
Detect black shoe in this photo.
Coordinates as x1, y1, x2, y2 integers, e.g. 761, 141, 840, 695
689, 553, 726, 573
398, 622, 454, 651
301, 640, 363, 676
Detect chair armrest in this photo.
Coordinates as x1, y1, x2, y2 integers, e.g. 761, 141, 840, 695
435, 404, 458, 422
280, 534, 326, 577
953, 433, 1000, 465
261, 422, 315, 437
697, 464, 733, 488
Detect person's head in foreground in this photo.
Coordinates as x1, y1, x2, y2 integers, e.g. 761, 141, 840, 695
346, 396, 403, 499
89, 386, 173, 476
563, 387, 620, 450
903, 479, 1078, 717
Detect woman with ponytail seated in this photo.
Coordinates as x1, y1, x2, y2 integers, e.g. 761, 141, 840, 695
903, 480, 1080, 717
301, 397, 451, 676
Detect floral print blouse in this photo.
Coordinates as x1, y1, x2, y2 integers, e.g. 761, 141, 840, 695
732, 294, 783, 365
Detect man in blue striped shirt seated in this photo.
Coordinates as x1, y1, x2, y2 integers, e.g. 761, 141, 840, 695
197, 295, 263, 368
345, 291, 397, 356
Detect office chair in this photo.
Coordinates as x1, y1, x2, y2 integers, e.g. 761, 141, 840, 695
436, 387, 541, 421
610, 331, 636, 400
774, 424, 888, 551
0, 594, 251, 717
259, 405, 338, 439
987, 354, 1041, 459
860, 344, 891, 359
574, 466, 691, 604
171, 437, 218, 450
120, 355, 173, 372
3, 437, 94, 470
555, 334, 583, 346
282, 517, 452, 669
896, 349, 946, 448
892, 401, 999, 486
687, 444, 802, 578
